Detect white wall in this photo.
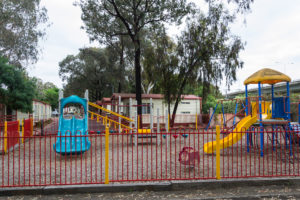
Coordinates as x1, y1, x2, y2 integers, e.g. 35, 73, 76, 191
122, 98, 201, 118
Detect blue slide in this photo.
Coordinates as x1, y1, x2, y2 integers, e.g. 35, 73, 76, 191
54, 95, 91, 154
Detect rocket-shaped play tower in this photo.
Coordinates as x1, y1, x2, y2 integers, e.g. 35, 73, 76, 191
54, 95, 91, 154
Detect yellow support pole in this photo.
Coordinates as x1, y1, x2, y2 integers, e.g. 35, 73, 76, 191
195, 113, 198, 130
30, 118, 33, 136
220, 114, 223, 129
168, 114, 170, 132
91, 113, 94, 120
104, 124, 110, 184
4, 121, 7, 153
216, 125, 221, 180
138, 115, 140, 130
22, 119, 24, 143
17, 120, 20, 143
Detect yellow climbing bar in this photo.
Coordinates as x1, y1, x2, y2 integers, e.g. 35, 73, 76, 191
88, 102, 133, 122
88, 111, 132, 130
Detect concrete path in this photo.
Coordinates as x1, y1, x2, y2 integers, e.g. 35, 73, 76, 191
2, 184, 300, 199
1, 178, 300, 199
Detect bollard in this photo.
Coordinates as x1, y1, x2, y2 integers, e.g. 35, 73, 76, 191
216, 125, 221, 180
4, 121, 7, 153
105, 124, 110, 184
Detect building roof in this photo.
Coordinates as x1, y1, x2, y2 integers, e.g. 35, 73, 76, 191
102, 97, 111, 102
244, 68, 291, 85
32, 99, 51, 106
111, 93, 201, 100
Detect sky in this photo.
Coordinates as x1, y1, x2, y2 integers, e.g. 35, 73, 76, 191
28, 0, 300, 95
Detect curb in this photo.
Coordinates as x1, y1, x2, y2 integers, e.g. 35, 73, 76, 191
0, 177, 300, 196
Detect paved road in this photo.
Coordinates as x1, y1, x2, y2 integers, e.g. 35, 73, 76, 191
2, 184, 300, 200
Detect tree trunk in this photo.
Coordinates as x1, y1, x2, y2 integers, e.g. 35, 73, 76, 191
134, 38, 143, 128
119, 35, 125, 93
170, 78, 188, 127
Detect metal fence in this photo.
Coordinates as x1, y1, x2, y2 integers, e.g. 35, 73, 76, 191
0, 123, 300, 187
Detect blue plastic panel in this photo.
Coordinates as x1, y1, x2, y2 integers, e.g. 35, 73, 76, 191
272, 97, 288, 119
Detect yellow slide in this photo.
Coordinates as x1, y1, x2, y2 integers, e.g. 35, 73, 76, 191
203, 102, 272, 154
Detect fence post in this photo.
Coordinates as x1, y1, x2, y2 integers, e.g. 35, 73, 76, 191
165, 110, 168, 148
195, 113, 198, 130
105, 123, 110, 184
129, 98, 132, 133
135, 111, 138, 146
119, 96, 121, 133
18, 120, 20, 144
216, 125, 221, 180
4, 121, 7, 153
22, 119, 24, 143
150, 98, 153, 131
30, 118, 33, 136
157, 108, 160, 145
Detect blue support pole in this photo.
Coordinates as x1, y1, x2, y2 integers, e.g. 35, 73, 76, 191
233, 102, 238, 126
205, 103, 219, 130
287, 82, 292, 156
271, 84, 274, 118
221, 104, 226, 127
245, 85, 248, 115
298, 103, 300, 123
271, 84, 275, 151
286, 82, 291, 122
258, 82, 264, 157
245, 84, 250, 152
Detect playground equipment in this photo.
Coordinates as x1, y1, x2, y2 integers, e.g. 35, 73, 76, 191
204, 68, 295, 156
54, 95, 91, 154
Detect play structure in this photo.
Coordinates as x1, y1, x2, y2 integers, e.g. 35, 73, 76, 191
204, 68, 298, 156
54, 95, 91, 154
53, 68, 299, 156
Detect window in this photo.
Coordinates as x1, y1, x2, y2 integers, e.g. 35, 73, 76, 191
181, 102, 190, 104
181, 111, 190, 114
142, 103, 151, 114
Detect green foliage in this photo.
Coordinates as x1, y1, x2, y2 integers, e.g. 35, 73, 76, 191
77, 0, 194, 115
0, 56, 35, 113
202, 94, 218, 114
162, 3, 245, 124
59, 47, 131, 101
0, 0, 48, 67
42, 87, 59, 110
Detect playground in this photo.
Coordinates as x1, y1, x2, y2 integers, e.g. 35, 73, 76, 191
1, 68, 300, 187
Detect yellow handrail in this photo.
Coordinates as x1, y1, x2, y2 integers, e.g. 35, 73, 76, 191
88, 111, 132, 130
88, 102, 133, 122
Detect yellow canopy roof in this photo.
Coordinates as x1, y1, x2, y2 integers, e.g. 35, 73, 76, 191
244, 68, 291, 85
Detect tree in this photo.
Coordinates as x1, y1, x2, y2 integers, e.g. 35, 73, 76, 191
168, 4, 245, 126
142, 27, 179, 115
0, 0, 48, 67
59, 47, 130, 101
43, 87, 59, 110
0, 57, 35, 113
77, 0, 193, 124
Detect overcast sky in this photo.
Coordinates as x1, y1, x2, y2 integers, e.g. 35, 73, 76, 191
28, 0, 300, 95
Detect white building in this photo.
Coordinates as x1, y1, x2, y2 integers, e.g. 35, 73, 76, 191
0, 100, 52, 122
110, 93, 202, 125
